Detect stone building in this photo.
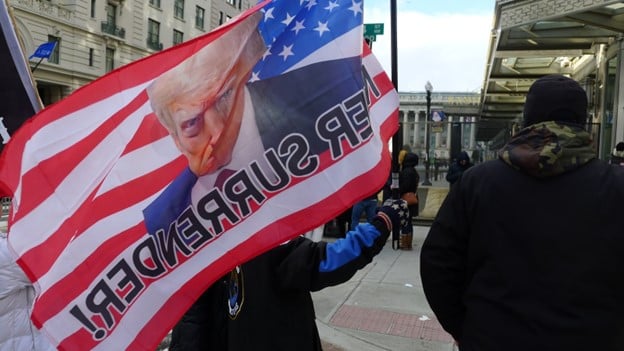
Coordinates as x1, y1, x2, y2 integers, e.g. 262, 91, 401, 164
399, 91, 482, 164
8, 0, 253, 106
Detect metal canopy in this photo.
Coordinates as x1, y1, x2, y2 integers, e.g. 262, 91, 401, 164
479, 0, 624, 143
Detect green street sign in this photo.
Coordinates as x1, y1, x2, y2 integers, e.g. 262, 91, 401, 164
364, 23, 384, 36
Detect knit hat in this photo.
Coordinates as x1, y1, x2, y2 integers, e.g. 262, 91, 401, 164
522, 75, 588, 127
403, 153, 419, 167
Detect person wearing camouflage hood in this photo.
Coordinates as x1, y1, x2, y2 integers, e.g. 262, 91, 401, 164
420, 75, 624, 351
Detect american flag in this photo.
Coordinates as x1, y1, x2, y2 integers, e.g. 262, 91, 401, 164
253, 0, 362, 79
0, 0, 398, 349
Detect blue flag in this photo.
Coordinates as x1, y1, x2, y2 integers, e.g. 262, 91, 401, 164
29, 41, 56, 60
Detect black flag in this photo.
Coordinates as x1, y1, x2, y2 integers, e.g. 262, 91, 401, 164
0, 0, 41, 151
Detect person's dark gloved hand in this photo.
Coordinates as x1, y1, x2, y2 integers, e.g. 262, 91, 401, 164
376, 199, 411, 239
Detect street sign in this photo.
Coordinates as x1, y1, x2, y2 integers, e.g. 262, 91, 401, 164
364, 23, 384, 36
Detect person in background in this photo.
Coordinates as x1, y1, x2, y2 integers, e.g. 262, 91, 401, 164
169, 199, 410, 351
398, 144, 411, 170
396, 152, 419, 250
610, 141, 624, 165
0, 232, 55, 351
399, 152, 420, 220
421, 75, 624, 351
445, 151, 473, 186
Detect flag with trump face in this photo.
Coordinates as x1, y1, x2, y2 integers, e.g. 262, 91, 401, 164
0, 0, 399, 349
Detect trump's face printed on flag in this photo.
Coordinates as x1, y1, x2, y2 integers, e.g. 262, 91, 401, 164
148, 13, 266, 176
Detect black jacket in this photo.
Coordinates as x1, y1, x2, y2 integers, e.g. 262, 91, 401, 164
170, 218, 389, 351
445, 151, 473, 185
421, 122, 624, 351
399, 153, 420, 217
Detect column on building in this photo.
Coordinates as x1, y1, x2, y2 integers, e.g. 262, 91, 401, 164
469, 116, 476, 150
412, 110, 420, 150
434, 117, 442, 148
419, 110, 427, 155
446, 115, 452, 154
399, 110, 407, 147
614, 41, 624, 147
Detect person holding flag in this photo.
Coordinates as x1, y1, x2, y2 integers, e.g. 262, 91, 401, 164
169, 198, 410, 351
146, 7, 407, 350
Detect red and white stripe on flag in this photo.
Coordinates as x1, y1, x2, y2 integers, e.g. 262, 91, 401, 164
0, 3, 398, 351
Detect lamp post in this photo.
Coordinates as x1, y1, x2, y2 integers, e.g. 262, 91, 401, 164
422, 81, 433, 186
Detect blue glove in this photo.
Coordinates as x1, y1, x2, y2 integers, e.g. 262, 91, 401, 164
377, 199, 411, 236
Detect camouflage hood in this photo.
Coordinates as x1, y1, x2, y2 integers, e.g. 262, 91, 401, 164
498, 121, 595, 178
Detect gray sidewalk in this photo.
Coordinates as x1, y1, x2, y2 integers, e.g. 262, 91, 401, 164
313, 225, 456, 351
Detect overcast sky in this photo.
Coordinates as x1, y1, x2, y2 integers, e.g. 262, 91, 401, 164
364, 0, 496, 93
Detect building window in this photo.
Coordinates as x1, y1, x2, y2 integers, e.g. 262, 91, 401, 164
47, 35, 60, 64
149, 0, 160, 8
147, 19, 162, 50
89, 48, 94, 66
219, 12, 231, 25
226, 0, 235, 5
106, 4, 117, 26
105, 47, 114, 72
174, 0, 184, 19
173, 30, 183, 45
91, 0, 96, 17
195, 6, 204, 29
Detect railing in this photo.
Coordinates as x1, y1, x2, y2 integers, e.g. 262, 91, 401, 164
101, 21, 126, 39
146, 39, 163, 51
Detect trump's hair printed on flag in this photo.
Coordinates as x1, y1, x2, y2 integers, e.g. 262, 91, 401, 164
147, 12, 266, 176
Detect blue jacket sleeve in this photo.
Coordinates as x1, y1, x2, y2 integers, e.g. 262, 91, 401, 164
275, 218, 389, 292
315, 217, 389, 291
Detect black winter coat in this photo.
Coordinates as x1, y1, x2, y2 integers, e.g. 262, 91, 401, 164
421, 122, 624, 351
445, 151, 473, 185
399, 153, 420, 217
170, 219, 389, 351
